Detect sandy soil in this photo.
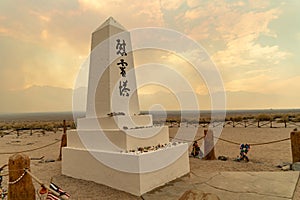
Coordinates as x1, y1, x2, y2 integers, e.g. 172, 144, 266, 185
0, 127, 298, 199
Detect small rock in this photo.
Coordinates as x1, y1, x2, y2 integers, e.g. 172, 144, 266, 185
178, 189, 220, 200
277, 162, 292, 168
218, 156, 228, 161
281, 165, 291, 171
292, 162, 300, 171
11, 140, 21, 143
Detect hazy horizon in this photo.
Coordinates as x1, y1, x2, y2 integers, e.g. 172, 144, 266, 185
1, 108, 300, 116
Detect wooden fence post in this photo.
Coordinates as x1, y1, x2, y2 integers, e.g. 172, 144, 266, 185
57, 120, 67, 161
8, 153, 35, 200
284, 120, 287, 128
291, 131, 300, 163
203, 129, 216, 160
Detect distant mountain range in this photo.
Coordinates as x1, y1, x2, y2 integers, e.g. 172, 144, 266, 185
0, 85, 299, 114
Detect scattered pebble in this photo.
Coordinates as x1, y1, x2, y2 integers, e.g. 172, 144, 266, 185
292, 162, 300, 171
218, 156, 228, 161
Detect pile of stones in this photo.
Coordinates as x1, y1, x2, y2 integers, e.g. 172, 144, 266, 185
122, 142, 181, 154
277, 162, 300, 171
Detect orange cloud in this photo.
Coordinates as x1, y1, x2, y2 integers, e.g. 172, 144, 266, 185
78, 0, 163, 28
40, 29, 48, 39
78, 0, 108, 11
160, 0, 185, 10
225, 73, 300, 98
0, 27, 9, 34
29, 10, 51, 22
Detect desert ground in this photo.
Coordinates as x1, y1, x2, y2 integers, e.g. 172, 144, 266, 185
0, 125, 299, 199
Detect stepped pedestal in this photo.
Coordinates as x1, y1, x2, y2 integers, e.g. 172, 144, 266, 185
62, 134, 189, 195
62, 17, 190, 196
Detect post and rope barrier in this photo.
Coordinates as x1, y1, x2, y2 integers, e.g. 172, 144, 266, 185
169, 129, 292, 161
169, 136, 205, 143
24, 169, 69, 200
0, 140, 61, 155
0, 166, 69, 200
8, 153, 35, 200
213, 136, 291, 146
170, 135, 290, 147
1, 153, 70, 200
291, 131, 300, 163
57, 120, 67, 161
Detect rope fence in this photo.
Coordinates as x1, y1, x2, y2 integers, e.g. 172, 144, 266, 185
1, 132, 289, 155
170, 135, 291, 146
24, 169, 69, 200
214, 136, 291, 146
170, 130, 295, 162
8, 171, 26, 185
0, 167, 69, 200
166, 120, 300, 128
244, 137, 291, 146
169, 136, 205, 143
0, 140, 60, 155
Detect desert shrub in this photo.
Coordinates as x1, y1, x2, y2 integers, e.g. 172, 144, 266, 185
188, 119, 199, 124
246, 115, 255, 119
288, 114, 296, 118
276, 115, 289, 123
44, 124, 54, 131
181, 118, 188, 123
12, 122, 26, 130
272, 114, 284, 119
291, 115, 300, 122
69, 121, 76, 129
166, 118, 179, 124
232, 116, 243, 122
256, 114, 272, 121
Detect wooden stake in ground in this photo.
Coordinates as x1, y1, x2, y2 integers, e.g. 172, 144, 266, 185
8, 153, 35, 200
203, 129, 216, 160
291, 131, 300, 163
58, 120, 68, 161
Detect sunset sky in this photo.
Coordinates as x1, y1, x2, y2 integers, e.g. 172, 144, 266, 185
0, 0, 299, 113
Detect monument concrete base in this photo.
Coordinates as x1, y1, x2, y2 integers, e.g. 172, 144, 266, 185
63, 17, 191, 196
62, 145, 190, 196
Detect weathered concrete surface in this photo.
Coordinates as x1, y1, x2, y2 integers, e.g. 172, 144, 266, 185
178, 189, 220, 200
143, 171, 299, 200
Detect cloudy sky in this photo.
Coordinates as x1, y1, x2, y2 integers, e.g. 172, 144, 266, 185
0, 0, 299, 113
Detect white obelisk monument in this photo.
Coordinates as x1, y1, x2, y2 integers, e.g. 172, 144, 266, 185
62, 17, 190, 196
